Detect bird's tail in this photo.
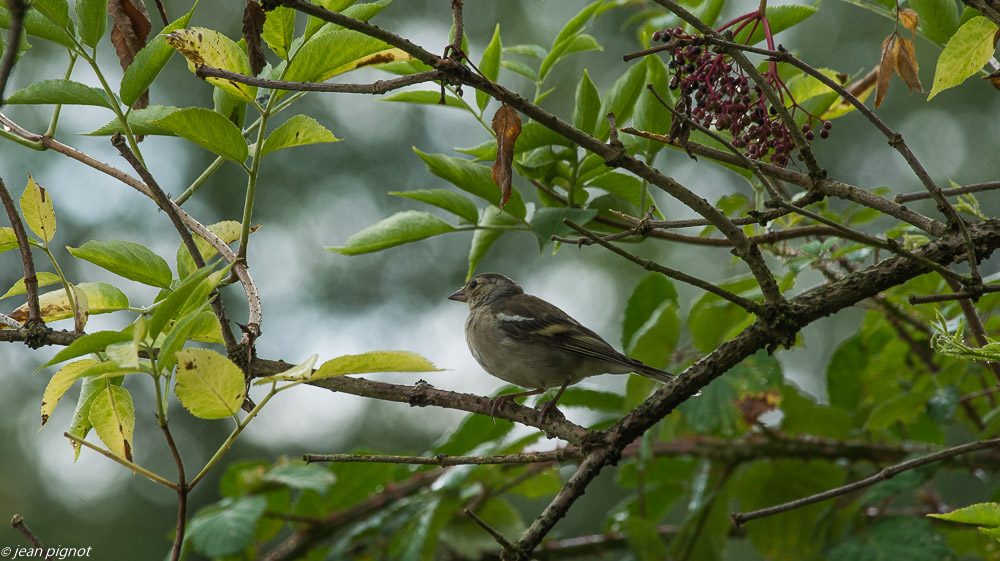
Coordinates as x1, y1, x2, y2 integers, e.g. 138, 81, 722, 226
631, 360, 675, 383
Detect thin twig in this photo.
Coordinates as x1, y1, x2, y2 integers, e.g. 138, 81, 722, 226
110, 133, 240, 353
0, 0, 26, 106
64, 432, 178, 489
563, 219, 766, 315
908, 285, 1000, 304
895, 181, 1000, 203
773, 200, 967, 285
731, 436, 1000, 526
0, 176, 41, 325
195, 66, 445, 93
303, 449, 579, 466
10, 515, 50, 560
465, 508, 516, 551
945, 278, 1000, 385
160, 425, 187, 561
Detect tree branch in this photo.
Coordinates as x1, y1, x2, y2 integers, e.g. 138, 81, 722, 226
731, 436, 1000, 526
195, 65, 445, 94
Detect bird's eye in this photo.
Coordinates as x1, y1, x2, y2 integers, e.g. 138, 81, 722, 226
469, 280, 479, 289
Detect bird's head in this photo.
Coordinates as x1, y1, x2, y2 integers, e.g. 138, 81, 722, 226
448, 273, 523, 308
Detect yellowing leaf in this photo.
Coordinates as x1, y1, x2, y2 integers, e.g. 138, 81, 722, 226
311, 351, 441, 381
874, 34, 895, 108
166, 27, 257, 102
898, 8, 918, 32
174, 348, 246, 419
7, 282, 129, 324
894, 36, 923, 93
253, 354, 320, 384
929, 16, 1000, 100
89, 385, 135, 461
20, 174, 56, 243
41, 359, 99, 426
490, 104, 522, 212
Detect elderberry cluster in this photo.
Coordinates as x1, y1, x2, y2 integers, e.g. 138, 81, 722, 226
651, 27, 831, 167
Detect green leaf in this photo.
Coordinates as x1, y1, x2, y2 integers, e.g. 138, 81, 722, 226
595, 58, 648, 140
0, 6, 75, 47
626, 517, 669, 561
6, 78, 113, 108
911, 0, 960, 44
304, 0, 357, 40
89, 385, 135, 461
539, 0, 604, 82
477, 24, 502, 113
40, 359, 99, 426
19, 174, 56, 243
586, 171, 644, 208
327, 210, 457, 255
2, 272, 61, 299
623, 273, 677, 351
380, 90, 467, 109
285, 29, 398, 85
0, 226, 17, 253
166, 27, 257, 102
688, 277, 756, 352
67, 376, 121, 460
528, 207, 597, 250
572, 69, 600, 136
628, 302, 679, 371
929, 503, 1000, 526
828, 516, 952, 561
85, 105, 177, 136
251, 354, 319, 384
260, 114, 340, 157
500, 59, 537, 80
32, 0, 71, 29
38, 330, 133, 369
174, 348, 246, 419
390, 189, 480, 224
826, 334, 865, 410
262, 5, 296, 59
188, 496, 268, 557
504, 44, 546, 59
158, 305, 214, 366
467, 205, 522, 279
733, 4, 819, 45
151, 107, 249, 162
928, 16, 999, 100
261, 464, 336, 494
310, 351, 440, 380
415, 149, 527, 219
120, 4, 197, 106
865, 391, 927, 431
634, 55, 670, 154
149, 264, 221, 339
75, 0, 107, 48
176, 219, 241, 279
68, 240, 172, 288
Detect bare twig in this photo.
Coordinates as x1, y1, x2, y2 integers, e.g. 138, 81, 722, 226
110, 133, 240, 353
303, 449, 579, 465
195, 66, 445, 93
10, 515, 50, 559
731, 436, 1000, 526
0, 176, 42, 326
908, 285, 1000, 304
895, 181, 1000, 203
160, 425, 187, 561
773, 200, 967, 285
465, 509, 515, 552
0, 0, 26, 106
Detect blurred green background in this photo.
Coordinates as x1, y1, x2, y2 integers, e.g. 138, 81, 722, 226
1, 0, 999, 557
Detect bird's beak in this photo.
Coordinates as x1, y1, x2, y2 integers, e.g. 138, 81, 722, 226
448, 287, 467, 302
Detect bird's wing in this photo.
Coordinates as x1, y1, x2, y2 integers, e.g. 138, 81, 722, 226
491, 294, 630, 364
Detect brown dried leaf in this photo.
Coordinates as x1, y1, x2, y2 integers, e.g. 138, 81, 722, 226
874, 34, 895, 108
894, 36, 923, 93
491, 104, 521, 211
109, 0, 152, 110
243, 0, 267, 76
898, 8, 918, 32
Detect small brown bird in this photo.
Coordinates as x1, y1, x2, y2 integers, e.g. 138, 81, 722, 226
449, 273, 674, 420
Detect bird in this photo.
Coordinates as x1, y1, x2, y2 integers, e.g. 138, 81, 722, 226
448, 273, 675, 421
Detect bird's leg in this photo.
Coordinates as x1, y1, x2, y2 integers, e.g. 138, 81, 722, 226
536, 378, 572, 423
488, 389, 544, 422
